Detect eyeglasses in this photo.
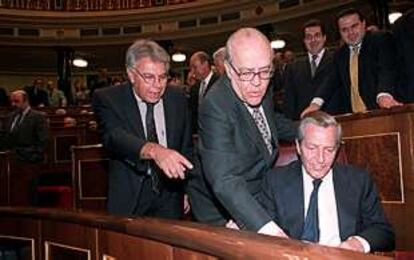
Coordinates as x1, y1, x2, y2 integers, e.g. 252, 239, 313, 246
304, 32, 324, 41
129, 67, 169, 85
227, 61, 274, 81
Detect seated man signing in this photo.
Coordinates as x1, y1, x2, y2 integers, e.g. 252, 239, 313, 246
261, 111, 394, 253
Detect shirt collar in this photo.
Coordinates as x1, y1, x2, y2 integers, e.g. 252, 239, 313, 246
308, 48, 326, 62
203, 70, 214, 86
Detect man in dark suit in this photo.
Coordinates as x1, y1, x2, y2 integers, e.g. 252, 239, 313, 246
24, 78, 50, 107
302, 8, 402, 116
393, 8, 414, 104
1, 90, 47, 163
188, 28, 296, 236
283, 19, 340, 120
261, 111, 394, 253
93, 39, 193, 218
189, 51, 219, 133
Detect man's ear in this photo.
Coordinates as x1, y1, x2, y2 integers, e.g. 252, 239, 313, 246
295, 139, 301, 156
224, 61, 232, 79
126, 69, 134, 84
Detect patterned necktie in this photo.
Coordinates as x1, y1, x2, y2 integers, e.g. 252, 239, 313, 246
349, 46, 366, 113
310, 54, 318, 77
301, 178, 322, 242
252, 107, 272, 154
145, 102, 160, 193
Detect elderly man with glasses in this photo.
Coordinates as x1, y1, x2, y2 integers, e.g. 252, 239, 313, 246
93, 39, 193, 219
187, 28, 296, 236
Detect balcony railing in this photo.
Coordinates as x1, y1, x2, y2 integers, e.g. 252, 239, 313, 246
0, 0, 196, 11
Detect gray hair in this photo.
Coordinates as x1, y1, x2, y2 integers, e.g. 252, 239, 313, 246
11, 90, 28, 102
298, 111, 342, 145
213, 47, 226, 61
125, 39, 170, 71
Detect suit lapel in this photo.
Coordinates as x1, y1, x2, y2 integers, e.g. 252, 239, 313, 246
284, 162, 305, 238
121, 83, 145, 137
332, 165, 354, 241
204, 72, 218, 96
162, 89, 175, 148
315, 51, 329, 76
225, 78, 273, 163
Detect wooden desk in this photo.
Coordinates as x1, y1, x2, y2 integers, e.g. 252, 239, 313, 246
0, 207, 391, 260
337, 104, 414, 251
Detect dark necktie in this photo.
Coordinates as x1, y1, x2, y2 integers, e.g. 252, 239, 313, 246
145, 102, 160, 193
310, 54, 318, 77
301, 178, 322, 242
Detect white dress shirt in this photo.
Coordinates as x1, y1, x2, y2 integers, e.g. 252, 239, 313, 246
302, 166, 370, 252
133, 90, 167, 148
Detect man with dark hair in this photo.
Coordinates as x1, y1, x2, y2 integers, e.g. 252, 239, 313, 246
302, 8, 402, 116
261, 111, 395, 253
189, 51, 219, 133
93, 39, 193, 218
24, 78, 50, 107
283, 19, 338, 120
1, 90, 47, 163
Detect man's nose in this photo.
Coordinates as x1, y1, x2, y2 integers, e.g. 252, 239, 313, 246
251, 73, 261, 87
317, 148, 325, 163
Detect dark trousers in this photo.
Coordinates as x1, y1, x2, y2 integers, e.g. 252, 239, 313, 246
132, 177, 183, 219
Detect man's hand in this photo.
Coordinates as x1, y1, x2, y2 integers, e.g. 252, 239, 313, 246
338, 237, 365, 253
301, 103, 321, 118
184, 194, 191, 214
377, 95, 403, 109
141, 143, 193, 179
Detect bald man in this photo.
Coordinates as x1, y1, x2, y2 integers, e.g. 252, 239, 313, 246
1, 90, 47, 163
187, 28, 296, 236
189, 51, 219, 133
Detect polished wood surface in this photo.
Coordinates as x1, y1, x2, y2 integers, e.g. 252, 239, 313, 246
337, 104, 414, 251
0, 207, 391, 260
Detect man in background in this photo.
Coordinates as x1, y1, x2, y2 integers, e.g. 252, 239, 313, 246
283, 19, 338, 120
302, 8, 402, 116
189, 51, 219, 133
1, 90, 47, 163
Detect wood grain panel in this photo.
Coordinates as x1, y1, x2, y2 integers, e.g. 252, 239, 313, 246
343, 133, 403, 203
99, 230, 173, 260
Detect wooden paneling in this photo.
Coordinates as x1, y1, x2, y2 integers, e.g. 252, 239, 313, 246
42, 220, 96, 260
0, 208, 392, 260
72, 144, 109, 211
100, 230, 173, 260
337, 104, 414, 251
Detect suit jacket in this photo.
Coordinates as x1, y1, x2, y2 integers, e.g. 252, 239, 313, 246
189, 72, 219, 133
261, 161, 395, 252
1, 108, 47, 163
188, 76, 297, 231
393, 8, 414, 103
283, 50, 341, 119
24, 86, 50, 107
316, 32, 398, 113
92, 82, 192, 216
